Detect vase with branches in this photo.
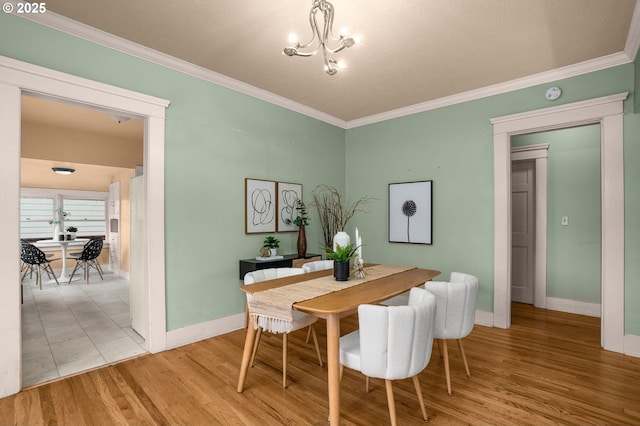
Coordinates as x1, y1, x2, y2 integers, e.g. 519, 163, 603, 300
48, 208, 69, 240
311, 184, 375, 251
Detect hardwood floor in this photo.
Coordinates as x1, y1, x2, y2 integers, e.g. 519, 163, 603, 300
2, 303, 639, 425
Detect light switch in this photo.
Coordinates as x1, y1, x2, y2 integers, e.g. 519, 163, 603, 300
561, 216, 569, 226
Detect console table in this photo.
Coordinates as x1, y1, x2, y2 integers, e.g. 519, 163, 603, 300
239, 253, 321, 279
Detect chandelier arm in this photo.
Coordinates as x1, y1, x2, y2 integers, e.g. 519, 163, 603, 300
324, 1, 341, 42
295, 6, 322, 51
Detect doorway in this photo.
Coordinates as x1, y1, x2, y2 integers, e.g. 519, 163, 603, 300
491, 93, 626, 354
0, 56, 169, 398
19, 95, 146, 386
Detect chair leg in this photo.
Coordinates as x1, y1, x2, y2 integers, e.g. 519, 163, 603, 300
95, 260, 104, 280
441, 339, 452, 396
68, 262, 80, 284
306, 326, 311, 343
250, 327, 263, 367
457, 339, 471, 378
384, 379, 398, 426
412, 375, 429, 423
309, 324, 323, 367
365, 376, 371, 394
282, 333, 288, 389
36, 265, 42, 290
45, 264, 59, 286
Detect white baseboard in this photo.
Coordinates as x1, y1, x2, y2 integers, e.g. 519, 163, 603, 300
546, 297, 601, 317
166, 313, 245, 350
624, 334, 640, 357
475, 310, 494, 327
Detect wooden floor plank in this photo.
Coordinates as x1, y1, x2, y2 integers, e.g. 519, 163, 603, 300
3, 303, 640, 425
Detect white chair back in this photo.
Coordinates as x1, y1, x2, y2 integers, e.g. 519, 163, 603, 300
423, 272, 478, 339
243, 267, 305, 284
243, 267, 305, 303
358, 287, 436, 380
301, 260, 333, 273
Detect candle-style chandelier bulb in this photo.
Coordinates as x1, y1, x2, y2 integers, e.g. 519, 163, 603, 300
283, 0, 358, 75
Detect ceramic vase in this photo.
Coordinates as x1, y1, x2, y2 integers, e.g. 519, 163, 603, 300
297, 224, 307, 258
53, 224, 61, 240
333, 231, 350, 250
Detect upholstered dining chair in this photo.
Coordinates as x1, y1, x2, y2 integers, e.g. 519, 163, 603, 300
67, 238, 104, 284
20, 241, 59, 290
301, 259, 333, 273
423, 272, 479, 396
339, 287, 437, 426
243, 267, 323, 389
300, 259, 335, 341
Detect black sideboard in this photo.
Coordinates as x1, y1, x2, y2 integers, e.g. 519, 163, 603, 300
239, 253, 321, 280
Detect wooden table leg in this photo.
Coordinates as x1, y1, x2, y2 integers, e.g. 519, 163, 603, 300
237, 320, 257, 392
326, 313, 341, 425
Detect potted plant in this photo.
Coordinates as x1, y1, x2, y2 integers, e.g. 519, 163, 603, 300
262, 235, 280, 257
66, 226, 78, 240
326, 243, 359, 281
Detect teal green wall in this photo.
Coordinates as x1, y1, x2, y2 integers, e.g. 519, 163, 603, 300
512, 126, 601, 303
0, 14, 346, 330
346, 65, 638, 335
2, 14, 639, 336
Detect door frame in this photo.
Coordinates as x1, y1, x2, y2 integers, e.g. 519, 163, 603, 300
0, 55, 169, 397
511, 144, 549, 309
491, 93, 627, 353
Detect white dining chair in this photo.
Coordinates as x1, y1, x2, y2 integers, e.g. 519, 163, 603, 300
423, 272, 479, 396
243, 267, 323, 389
301, 259, 333, 273
301, 259, 334, 342
339, 287, 437, 426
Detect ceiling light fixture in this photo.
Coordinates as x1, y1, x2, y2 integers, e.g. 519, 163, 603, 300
52, 167, 75, 175
283, 0, 359, 75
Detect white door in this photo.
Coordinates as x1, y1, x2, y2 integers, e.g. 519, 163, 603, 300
130, 175, 145, 338
108, 182, 121, 276
511, 160, 535, 304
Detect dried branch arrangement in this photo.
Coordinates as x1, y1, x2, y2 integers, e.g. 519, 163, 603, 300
311, 184, 376, 250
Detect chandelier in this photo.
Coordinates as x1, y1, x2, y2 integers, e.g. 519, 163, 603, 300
283, 0, 359, 75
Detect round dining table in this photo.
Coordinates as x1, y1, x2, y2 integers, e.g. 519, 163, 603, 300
35, 238, 89, 282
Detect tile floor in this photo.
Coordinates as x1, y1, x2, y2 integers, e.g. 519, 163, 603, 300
21, 271, 146, 388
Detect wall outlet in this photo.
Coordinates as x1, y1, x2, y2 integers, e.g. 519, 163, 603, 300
561, 216, 569, 226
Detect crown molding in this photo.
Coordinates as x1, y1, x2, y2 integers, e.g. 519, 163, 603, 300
17, 12, 635, 131
17, 12, 347, 128
346, 52, 632, 129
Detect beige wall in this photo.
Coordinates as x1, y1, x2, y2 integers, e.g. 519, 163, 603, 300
21, 117, 142, 274
21, 121, 142, 168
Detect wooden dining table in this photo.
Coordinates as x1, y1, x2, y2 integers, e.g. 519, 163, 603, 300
236, 265, 441, 425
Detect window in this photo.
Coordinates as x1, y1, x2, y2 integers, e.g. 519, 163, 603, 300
20, 197, 54, 239
20, 188, 108, 240
63, 199, 106, 237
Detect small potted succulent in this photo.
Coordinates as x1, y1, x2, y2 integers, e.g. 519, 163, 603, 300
262, 235, 280, 257
66, 226, 78, 240
325, 243, 359, 281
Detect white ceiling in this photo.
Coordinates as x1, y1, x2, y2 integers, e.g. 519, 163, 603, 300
16, 0, 639, 129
